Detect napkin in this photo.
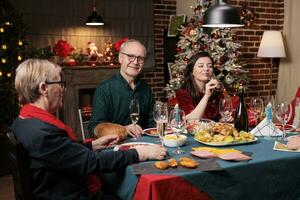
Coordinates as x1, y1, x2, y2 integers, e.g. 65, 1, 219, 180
250, 117, 282, 137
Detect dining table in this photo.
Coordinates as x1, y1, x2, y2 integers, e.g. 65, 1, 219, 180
100, 133, 300, 200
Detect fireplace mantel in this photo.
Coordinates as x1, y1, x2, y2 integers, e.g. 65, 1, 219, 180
62, 66, 119, 139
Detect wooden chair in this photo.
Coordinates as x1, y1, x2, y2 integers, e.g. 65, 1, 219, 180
6, 131, 33, 200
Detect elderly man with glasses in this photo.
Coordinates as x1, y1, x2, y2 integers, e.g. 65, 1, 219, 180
88, 39, 155, 138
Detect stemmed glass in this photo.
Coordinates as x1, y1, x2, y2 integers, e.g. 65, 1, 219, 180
169, 108, 186, 154
275, 102, 292, 142
129, 99, 140, 140
219, 96, 233, 123
153, 102, 168, 145
250, 97, 264, 126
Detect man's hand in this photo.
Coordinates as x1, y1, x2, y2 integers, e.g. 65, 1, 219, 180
92, 134, 119, 151
125, 123, 143, 138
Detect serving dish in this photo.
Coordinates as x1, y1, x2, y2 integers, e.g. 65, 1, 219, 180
186, 118, 215, 135
143, 127, 172, 137
194, 136, 258, 147
163, 134, 187, 147
113, 142, 155, 151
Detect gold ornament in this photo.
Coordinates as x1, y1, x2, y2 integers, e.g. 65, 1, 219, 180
2, 58, 6, 63
7, 72, 12, 77
0, 71, 2, 76
17, 55, 22, 61
18, 40, 23, 46
0, 28, 4, 33
2, 44, 7, 50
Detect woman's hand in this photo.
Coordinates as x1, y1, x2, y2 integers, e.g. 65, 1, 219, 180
134, 145, 167, 161
125, 124, 143, 138
205, 78, 219, 97
92, 134, 119, 151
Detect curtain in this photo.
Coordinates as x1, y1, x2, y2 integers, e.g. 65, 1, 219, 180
276, 0, 300, 103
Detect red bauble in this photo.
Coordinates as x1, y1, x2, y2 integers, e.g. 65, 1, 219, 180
68, 59, 76, 67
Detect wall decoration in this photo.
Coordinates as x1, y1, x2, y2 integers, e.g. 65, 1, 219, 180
167, 14, 186, 37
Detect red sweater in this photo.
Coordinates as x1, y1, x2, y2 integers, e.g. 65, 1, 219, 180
176, 89, 222, 121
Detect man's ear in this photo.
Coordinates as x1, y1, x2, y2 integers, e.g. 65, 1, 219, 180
39, 82, 48, 96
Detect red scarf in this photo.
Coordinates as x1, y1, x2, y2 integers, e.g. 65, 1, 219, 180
19, 104, 101, 193
19, 104, 77, 141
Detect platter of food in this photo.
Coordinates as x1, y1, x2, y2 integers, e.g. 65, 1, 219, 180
194, 122, 257, 146
143, 128, 173, 137
186, 118, 215, 135
113, 142, 155, 151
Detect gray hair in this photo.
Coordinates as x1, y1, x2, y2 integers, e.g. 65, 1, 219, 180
15, 59, 60, 105
119, 39, 147, 56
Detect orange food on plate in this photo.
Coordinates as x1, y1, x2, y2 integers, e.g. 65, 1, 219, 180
154, 161, 169, 170
167, 158, 178, 168
179, 157, 199, 168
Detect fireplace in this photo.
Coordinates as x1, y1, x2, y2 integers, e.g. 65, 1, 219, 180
61, 66, 119, 139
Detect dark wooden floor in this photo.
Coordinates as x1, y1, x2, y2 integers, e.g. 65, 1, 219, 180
0, 175, 15, 200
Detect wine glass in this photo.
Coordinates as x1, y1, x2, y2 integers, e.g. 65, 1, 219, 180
169, 108, 186, 154
153, 102, 168, 145
250, 97, 264, 126
129, 99, 140, 139
275, 102, 292, 142
211, 75, 224, 92
219, 96, 233, 123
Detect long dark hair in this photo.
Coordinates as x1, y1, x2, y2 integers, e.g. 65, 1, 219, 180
182, 51, 214, 102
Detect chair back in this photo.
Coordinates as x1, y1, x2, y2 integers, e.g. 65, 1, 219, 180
6, 131, 33, 200
78, 108, 92, 141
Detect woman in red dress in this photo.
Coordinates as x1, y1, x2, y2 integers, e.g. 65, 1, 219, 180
176, 51, 223, 121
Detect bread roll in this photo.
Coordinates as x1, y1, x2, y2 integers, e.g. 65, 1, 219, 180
94, 123, 127, 140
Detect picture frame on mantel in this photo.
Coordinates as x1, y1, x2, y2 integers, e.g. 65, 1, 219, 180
167, 14, 186, 37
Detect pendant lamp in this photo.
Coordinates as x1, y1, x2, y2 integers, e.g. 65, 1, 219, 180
86, 0, 104, 26
203, 0, 243, 28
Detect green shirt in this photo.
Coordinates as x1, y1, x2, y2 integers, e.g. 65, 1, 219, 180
88, 72, 155, 136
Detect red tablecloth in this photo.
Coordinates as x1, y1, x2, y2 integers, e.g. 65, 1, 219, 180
133, 174, 212, 200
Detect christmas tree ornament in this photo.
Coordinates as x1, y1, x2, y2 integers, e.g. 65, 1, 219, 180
0, 28, 4, 32
17, 55, 22, 61
7, 72, 11, 77
2, 44, 7, 49
225, 73, 234, 84
2, 58, 6, 63
18, 40, 23, 46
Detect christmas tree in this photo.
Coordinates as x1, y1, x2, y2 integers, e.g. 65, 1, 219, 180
165, 0, 249, 97
0, 0, 27, 131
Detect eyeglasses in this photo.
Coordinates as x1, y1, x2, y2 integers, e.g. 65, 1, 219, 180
120, 52, 145, 64
45, 80, 66, 88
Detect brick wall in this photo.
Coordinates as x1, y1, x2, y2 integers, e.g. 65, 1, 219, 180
140, 0, 177, 100
143, 0, 284, 102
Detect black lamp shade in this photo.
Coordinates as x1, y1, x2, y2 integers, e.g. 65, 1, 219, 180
203, 0, 243, 28
86, 11, 104, 26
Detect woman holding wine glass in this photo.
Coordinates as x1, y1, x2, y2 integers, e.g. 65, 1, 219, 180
175, 51, 223, 122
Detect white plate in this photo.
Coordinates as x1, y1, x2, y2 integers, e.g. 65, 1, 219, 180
194, 137, 258, 147
113, 142, 155, 151
143, 128, 173, 137
273, 141, 300, 152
